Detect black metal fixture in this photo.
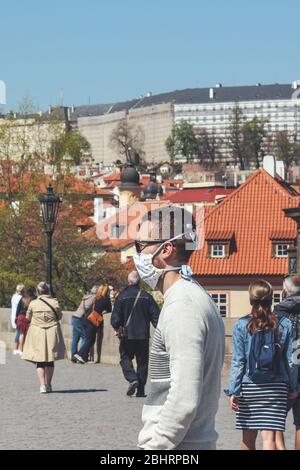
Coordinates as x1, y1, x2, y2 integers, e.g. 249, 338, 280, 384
39, 185, 61, 295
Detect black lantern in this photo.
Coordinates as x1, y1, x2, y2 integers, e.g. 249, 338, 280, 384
39, 185, 61, 295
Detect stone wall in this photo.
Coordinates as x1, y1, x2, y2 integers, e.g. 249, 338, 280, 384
0, 308, 234, 364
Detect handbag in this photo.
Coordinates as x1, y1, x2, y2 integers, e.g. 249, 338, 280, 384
117, 290, 142, 339
86, 285, 109, 328
87, 302, 104, 328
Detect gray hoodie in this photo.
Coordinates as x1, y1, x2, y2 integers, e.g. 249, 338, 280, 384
73, 294, 95, 319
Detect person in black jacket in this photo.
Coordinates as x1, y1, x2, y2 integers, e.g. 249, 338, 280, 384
111, 271, 160, 397
74, 285, 112, 364
274, 275, 300, 450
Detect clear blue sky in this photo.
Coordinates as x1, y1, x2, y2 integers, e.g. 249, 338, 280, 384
1, 0, 299, 111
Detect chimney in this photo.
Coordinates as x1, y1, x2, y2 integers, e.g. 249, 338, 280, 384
215, 83, 222, 88
209, 88, 215, 99
263, 155, 276, 178
292, 80, 300, 90
276, 160, 285, 179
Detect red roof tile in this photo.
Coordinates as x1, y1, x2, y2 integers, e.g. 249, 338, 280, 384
162, 187, 234, 204
205, 230, 235, 241
190, 169, 300, 276
103, 172, 121, 182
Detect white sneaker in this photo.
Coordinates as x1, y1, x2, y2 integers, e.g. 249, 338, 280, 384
74, 354, 86, 364
46, 385, 52, 393
40, 385, 47, 394
13, 350, 19, 355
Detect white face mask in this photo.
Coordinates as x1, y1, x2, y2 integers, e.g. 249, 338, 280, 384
133, 231, 196, 290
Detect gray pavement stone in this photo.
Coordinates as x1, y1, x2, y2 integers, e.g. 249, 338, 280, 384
0, 354, 295, 450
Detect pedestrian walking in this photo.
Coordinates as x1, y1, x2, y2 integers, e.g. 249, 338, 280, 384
22, 282, 66, 393
274, 275, 300, 450
111, 271, 160, 398
135, 206, 225, 450
11, 284, 24, 355
225, 280, 298, 450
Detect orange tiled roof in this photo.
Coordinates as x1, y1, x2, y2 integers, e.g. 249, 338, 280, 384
190, 169, 300, 276
103, 172, 121, 182
205, 229, 235, 241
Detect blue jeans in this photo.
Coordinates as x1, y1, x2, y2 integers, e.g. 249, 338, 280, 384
15, 329, 20, 344
71, 316, 86, 357
78, 316, 98, 362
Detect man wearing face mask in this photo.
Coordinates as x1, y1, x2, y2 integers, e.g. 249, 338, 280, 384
135, 206, 225, 450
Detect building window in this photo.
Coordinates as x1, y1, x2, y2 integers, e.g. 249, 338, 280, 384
211, 293, 228, 317
273, 292, 283, 306
211, 244, 225, 258
276, 244, 289, 258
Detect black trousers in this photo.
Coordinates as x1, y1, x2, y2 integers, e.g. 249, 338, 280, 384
119, 339, 149, 386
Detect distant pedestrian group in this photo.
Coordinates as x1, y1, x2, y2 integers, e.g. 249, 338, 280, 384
9, 225, 300, 450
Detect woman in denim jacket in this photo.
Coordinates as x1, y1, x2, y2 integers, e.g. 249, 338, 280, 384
225, 280, 298, 450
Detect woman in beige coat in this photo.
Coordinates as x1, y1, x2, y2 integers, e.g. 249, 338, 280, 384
22, 282, 66, 393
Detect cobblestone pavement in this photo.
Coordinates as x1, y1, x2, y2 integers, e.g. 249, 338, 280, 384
0, 354, 295, 450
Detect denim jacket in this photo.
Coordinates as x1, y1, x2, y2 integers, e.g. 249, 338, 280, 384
225, 315, 298, 397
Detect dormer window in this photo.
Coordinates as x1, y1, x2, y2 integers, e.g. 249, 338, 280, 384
206, 230, 235, 259
270, 232, 294, 259
275, 244, 289, 258
211, 244, 225, 258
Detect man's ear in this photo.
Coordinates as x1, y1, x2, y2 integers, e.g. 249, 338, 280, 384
161, 242, 177, 261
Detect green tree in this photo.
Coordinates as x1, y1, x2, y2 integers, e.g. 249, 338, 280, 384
0, 190, 133, 309
228, 103, 246, 170
165, 121, 198, 163
196, 128, 221, 167
273, 131, 300, 172
49, 129, 91, 169
0, 98, 47, 202
242, 117, 267, 169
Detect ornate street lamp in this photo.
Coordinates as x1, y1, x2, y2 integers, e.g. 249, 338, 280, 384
39, 185, 61, 295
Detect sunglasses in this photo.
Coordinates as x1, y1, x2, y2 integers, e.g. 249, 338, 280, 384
135, 240, 168, 254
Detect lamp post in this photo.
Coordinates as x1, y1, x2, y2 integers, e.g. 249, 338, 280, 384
39, 185, 61, 295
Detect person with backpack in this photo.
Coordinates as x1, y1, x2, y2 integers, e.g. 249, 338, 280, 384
225, 279, 298, 450
274, 275, 300, 450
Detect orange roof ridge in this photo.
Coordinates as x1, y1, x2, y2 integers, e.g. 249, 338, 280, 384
202, 169, 298, 222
